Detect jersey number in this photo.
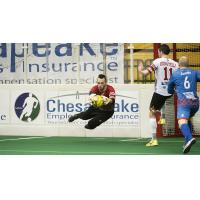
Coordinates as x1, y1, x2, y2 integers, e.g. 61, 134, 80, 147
164, 67, 173, 80
184, 76, 190, 89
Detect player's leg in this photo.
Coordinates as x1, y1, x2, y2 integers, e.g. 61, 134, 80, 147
146, 93, 168, 147
68, 106, 97, 122
158, 95, 172, 125
147, 93, 158, 145
158, 104, 166, 125
188, 119, 193, 131
178, 118, 193, 142
177, 105, 197, 154
20, 109, 27, 120
146, 108, 158, 146
188, 103, 200, 132
85, 110, 114, 129
179, 118, 196, 154
25, 109, 32, 118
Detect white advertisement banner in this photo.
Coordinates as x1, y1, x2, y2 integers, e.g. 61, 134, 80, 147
0, 43, 124, 84
0, 84, 155, 138
0, 90, 10, 124
45, 90, 140, 128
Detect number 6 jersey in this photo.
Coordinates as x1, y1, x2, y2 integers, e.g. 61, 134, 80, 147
168, 68, 200, 102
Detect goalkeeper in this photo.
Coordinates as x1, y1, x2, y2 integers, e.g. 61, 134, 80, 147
68, 74, 116, 129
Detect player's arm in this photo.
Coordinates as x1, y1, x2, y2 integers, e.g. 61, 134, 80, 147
138, 61, 155, 76
101, 96, 112, 105
22, 100, 27, 108
89, 87, 97, 102
33, 99, 39, 108
102, 88, 116, 105
167, 75, 175, 94
89, 92, 96, 99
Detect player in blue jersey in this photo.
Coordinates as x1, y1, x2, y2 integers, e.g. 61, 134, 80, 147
168, 56, 200, 154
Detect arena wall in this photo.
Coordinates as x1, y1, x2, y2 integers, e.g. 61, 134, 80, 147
0, 84, 154, 138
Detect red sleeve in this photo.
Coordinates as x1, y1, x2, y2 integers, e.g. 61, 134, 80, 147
108, 85, 116, 100
90, 85, 98, 95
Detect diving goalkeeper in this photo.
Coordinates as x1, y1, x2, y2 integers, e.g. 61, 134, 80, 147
68, 74, 116, 129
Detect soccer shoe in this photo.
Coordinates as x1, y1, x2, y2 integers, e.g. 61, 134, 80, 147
146, 139, 158, 147
183, 138, 196, 154
68, 114, 79, 122
158, 118, 166, 125
84, 124, 95, 130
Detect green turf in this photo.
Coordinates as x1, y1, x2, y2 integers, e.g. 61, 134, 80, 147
0, 136, 199, 155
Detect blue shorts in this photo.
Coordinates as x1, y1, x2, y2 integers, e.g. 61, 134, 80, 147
177, 104, 199, 119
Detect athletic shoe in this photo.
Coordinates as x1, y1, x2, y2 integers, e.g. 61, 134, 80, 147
158, 118, 166, 125
84, 124, 94, 129
68, 114, 79, 122
84, 124, 90, 129
183, 138, 196, 154
146, 139, 158, 147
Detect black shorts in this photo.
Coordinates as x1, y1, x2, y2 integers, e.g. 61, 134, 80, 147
150, 92, 172, 111
78, 106, 114, 129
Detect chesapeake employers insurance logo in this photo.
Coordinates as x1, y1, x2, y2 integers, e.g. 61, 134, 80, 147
15, 92, 40, 122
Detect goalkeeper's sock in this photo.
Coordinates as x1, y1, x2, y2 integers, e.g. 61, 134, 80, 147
149, 118, 157, 140
180, 124, 192, 142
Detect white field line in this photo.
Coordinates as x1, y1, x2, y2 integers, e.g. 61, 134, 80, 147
0, 136, 188, 143
0, 136, 51, 142
120, 138, 144, 142
0, 149, 155, 155
120, 138, 185, 143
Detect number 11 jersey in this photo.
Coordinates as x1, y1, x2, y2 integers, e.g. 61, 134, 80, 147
147, 57, 178, 96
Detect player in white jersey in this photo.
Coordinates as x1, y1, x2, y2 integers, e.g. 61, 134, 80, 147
138, 44, 178, 146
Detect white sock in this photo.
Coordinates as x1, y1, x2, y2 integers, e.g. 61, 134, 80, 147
149, 118, 157, 140
160, 105, 165, 119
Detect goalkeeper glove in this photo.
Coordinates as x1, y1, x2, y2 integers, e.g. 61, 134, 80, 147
102, 96, 112, 105
89, 93, 96, 102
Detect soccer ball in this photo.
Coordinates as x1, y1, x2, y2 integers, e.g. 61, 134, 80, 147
92, 95, 104, 108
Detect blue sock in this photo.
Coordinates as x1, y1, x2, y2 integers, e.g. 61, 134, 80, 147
181, 124, 192, 142
188, 120, 192, 131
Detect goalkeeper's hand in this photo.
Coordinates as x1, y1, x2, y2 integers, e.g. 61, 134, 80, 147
89, 94, 96, 103
102, 96, 112, 105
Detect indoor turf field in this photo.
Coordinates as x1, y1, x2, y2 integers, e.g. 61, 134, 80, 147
0, 136, 200, 155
